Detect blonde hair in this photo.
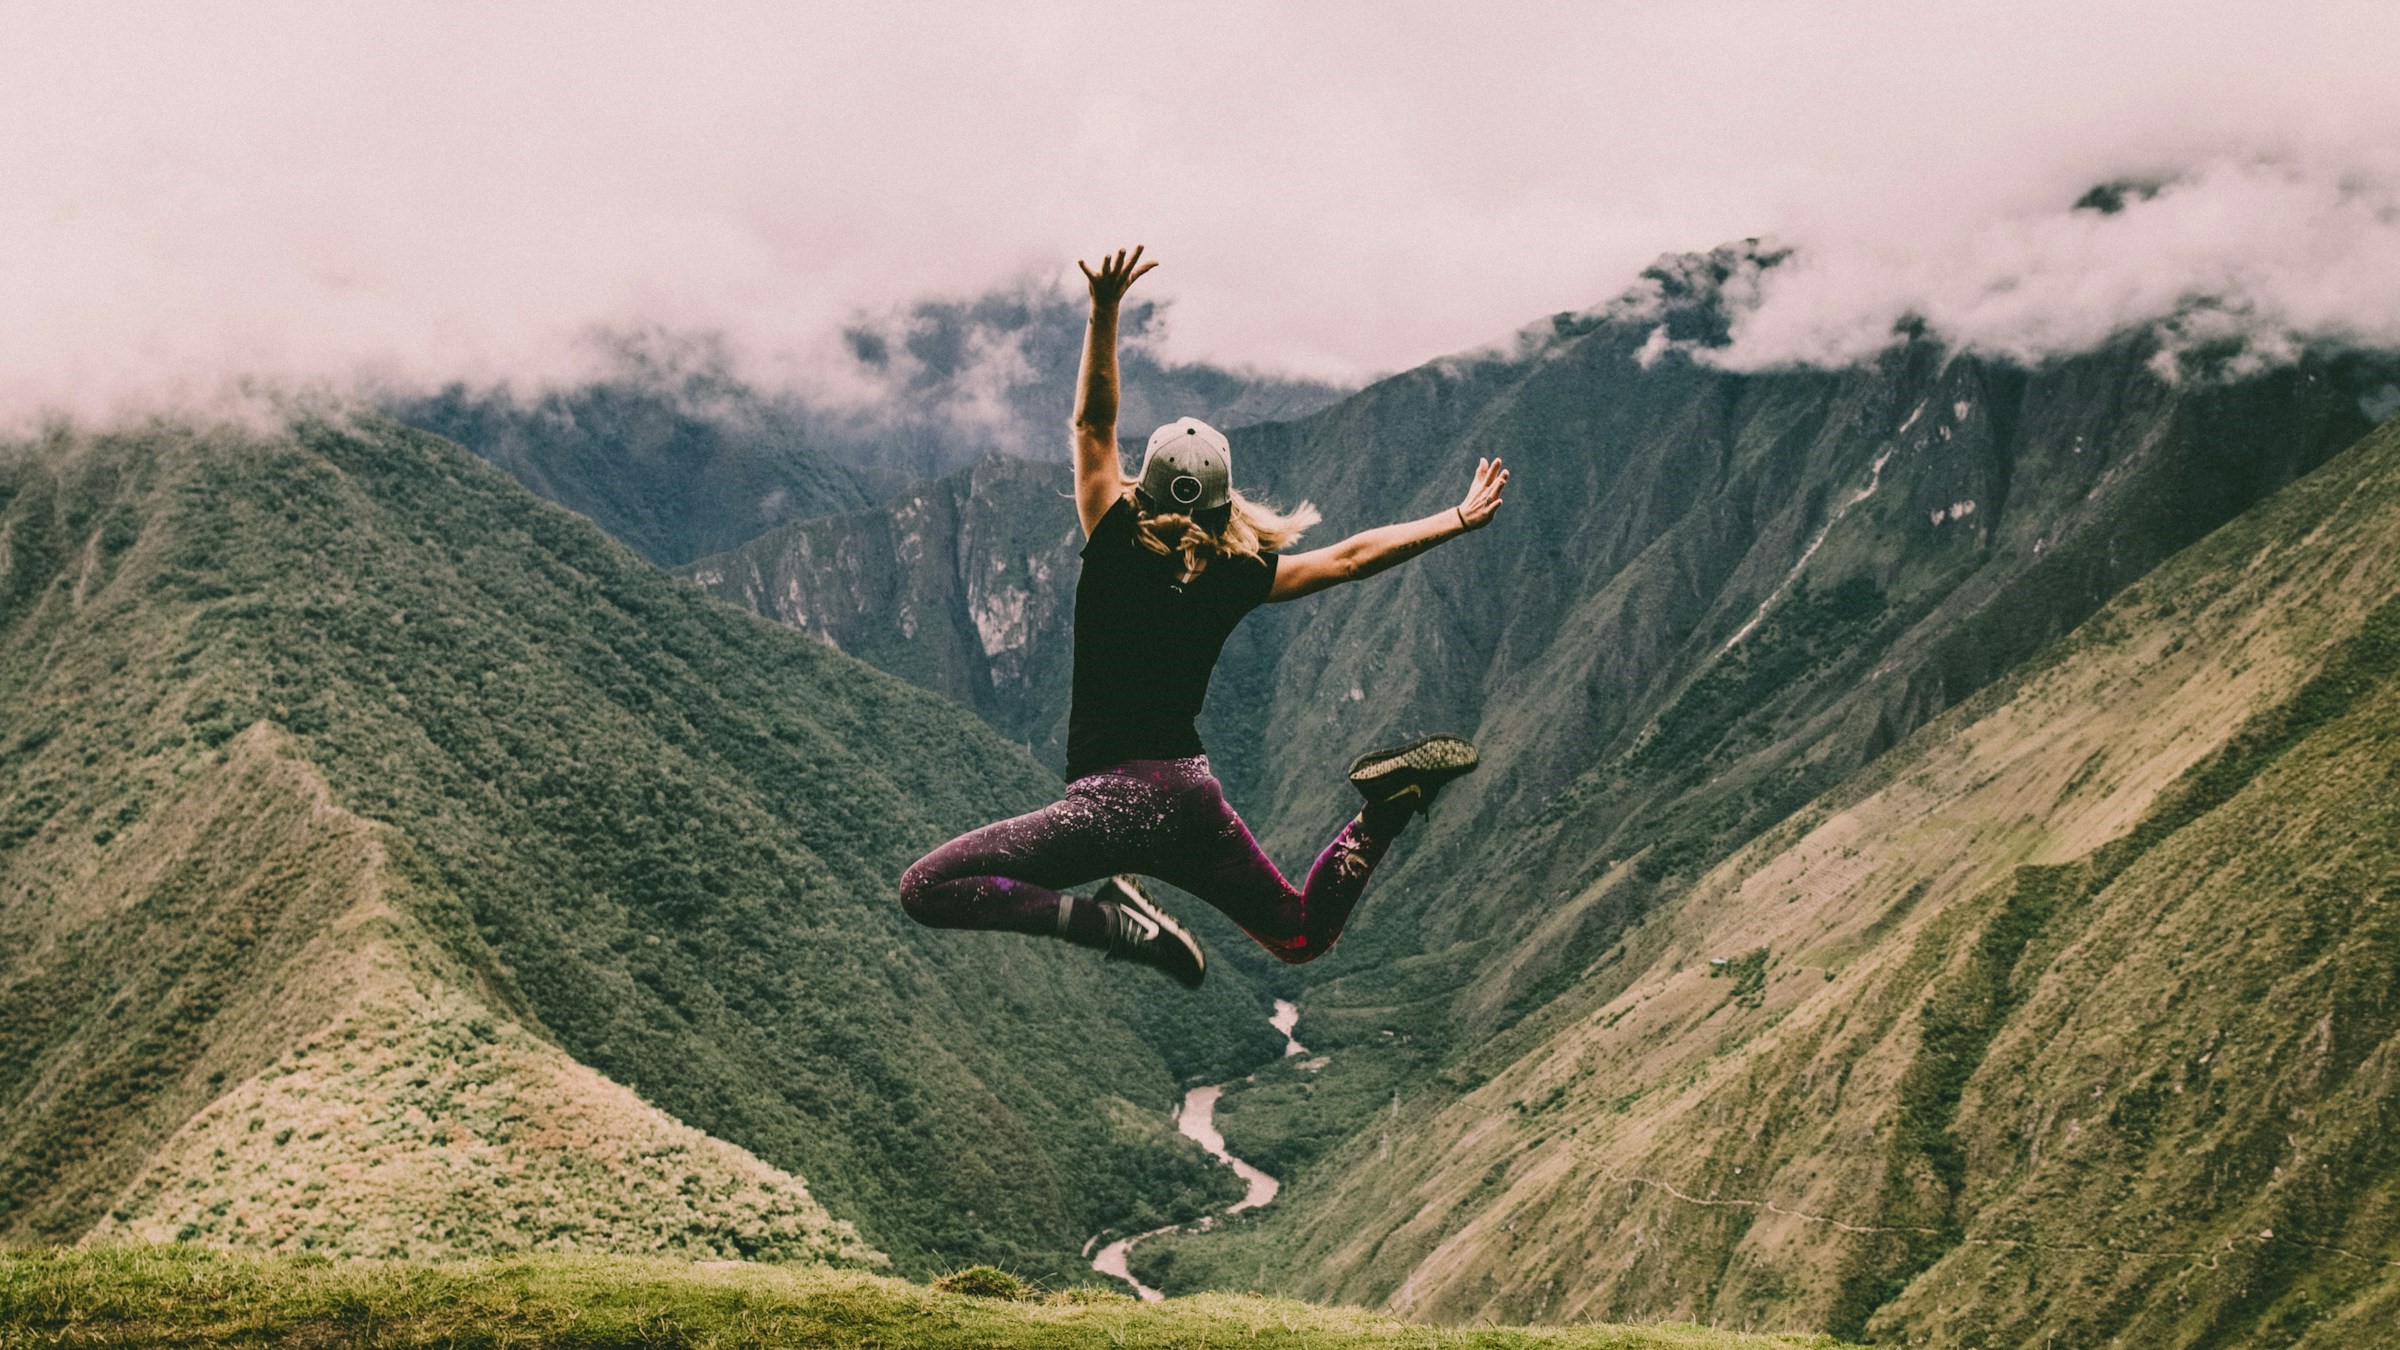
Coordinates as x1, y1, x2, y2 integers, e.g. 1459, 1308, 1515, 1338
1124, 481, 1320, 579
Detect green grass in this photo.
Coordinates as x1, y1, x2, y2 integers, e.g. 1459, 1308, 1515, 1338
0, 1245, 1847, 1349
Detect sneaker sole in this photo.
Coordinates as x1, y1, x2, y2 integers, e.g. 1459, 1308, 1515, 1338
1348, 734, 1480, 789
1101, 876, 1207, 990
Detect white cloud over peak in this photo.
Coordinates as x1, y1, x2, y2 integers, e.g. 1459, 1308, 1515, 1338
1712, 157, 2400, 374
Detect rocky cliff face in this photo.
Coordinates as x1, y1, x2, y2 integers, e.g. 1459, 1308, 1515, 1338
685, 456, 1084, 767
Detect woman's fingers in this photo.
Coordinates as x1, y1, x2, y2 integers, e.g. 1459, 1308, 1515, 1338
1460, 456, 1509, 526
1082, 246, 1155, 296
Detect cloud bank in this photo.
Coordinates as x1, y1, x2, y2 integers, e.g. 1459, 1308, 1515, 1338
1710, 157, 2400, 376
3, 1, 2396, 421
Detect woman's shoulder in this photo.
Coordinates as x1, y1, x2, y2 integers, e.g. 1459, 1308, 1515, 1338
1083, 495, 1139, 552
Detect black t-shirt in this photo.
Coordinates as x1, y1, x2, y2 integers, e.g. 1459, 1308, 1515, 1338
1065, 497, 1279, 778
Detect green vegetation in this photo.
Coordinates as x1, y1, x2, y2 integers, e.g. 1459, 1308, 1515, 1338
1193, 410, 2400, 1342
0, 1245, 1847, 1349
1213, 1045, 1427, 1184
928, 1264, 1033, 1300
1831, 581, 2400, 1334
0, 415, 1266, 1280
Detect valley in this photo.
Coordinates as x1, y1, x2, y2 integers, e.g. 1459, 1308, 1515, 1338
5, 248, 2397, 1346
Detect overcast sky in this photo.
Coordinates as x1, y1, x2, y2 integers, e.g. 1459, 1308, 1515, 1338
4, 1, 2396, 416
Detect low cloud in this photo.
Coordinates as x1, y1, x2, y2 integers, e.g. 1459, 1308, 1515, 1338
3, 2, 2397, 424
1709, 157, 2400, 375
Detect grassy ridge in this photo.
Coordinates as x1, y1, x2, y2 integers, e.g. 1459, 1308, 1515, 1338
0, 1246, 1847, 1349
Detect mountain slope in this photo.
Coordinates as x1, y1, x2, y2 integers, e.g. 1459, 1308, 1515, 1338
48, 727, 874, 1265
0, 416, 1268, 1277
1162, 410, 2400, 1344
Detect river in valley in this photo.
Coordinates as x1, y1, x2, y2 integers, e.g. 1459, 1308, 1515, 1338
1088, 998, 1307, 1300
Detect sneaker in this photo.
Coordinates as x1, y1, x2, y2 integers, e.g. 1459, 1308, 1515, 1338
1347, 734, 1479, 812
1093, 875, 1206, 990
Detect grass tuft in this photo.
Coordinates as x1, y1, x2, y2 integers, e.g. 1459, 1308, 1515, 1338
929, 1262, 1030, 1300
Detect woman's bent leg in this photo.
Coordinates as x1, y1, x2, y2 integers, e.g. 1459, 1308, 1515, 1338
898, 787, 1147, 942
1156, 773, 1414, 964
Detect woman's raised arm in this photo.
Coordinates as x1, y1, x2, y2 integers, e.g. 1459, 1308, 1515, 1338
1071, 246, 1158, 537
1267, 456, 1509, 603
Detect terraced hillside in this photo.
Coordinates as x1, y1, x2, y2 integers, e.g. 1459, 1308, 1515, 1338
1152, 410, 2400, 1345
0, 415, 1269, 1279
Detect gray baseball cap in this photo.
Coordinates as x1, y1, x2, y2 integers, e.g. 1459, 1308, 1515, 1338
1138, 418, 1232, 513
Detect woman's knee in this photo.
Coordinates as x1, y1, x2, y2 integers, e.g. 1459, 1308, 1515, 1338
897, 855, 945, 925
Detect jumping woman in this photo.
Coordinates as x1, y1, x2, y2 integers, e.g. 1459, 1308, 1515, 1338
899, 246, 1509, 986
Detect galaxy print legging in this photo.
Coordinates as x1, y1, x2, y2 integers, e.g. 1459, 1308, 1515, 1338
898, 756, 1406, 964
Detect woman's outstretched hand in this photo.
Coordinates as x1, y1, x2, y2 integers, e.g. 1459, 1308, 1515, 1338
1457, 456, 1509, 530
1078, 246, 1157, 308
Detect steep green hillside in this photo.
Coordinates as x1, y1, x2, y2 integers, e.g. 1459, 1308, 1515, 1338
0, 717, 872, 1267
0, 415, 1273, 1279
1145, 411, 2400, 1344
0, 1246, 1846, 1349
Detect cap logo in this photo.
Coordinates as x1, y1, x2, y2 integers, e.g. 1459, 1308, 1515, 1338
1170, 474, 1204, 505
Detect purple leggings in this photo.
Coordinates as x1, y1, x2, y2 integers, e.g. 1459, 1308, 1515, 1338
899, 757, 1404, 964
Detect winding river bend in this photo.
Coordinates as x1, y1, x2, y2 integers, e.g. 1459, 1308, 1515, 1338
1089, 999, 1307, 1300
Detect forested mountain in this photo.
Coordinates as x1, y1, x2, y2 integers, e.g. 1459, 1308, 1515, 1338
0, 415, 1273, 1279
680, 247, 2400, 1342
